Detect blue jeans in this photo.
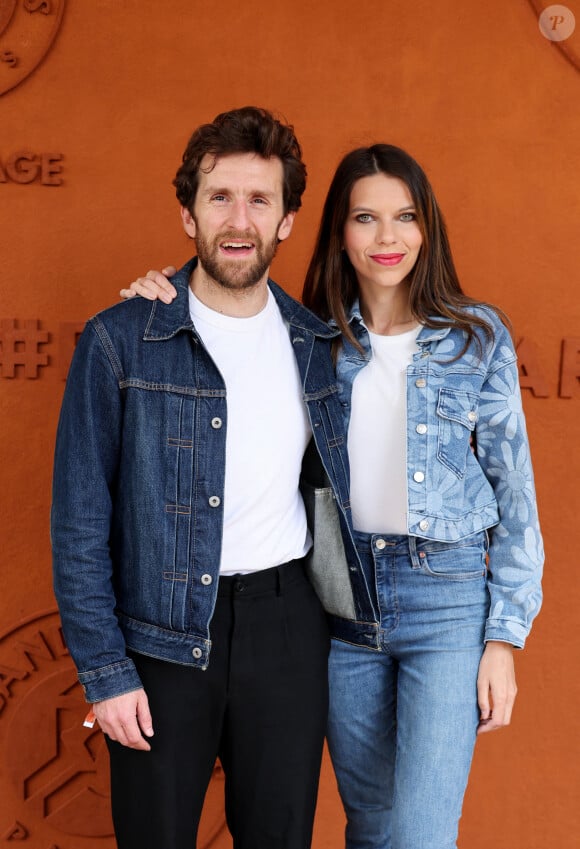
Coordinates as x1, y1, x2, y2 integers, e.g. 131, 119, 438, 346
327, 531, 489, 849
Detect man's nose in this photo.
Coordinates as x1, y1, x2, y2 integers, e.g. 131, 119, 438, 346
227, 200, 251, 231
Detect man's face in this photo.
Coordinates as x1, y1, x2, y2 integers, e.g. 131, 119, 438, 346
181, 152, 295, 291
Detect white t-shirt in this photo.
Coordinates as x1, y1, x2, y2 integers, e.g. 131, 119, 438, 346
348, 325, 421, 534
189, 288, 312, 574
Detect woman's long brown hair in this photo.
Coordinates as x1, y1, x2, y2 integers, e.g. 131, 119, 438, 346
302, 145, 509, 358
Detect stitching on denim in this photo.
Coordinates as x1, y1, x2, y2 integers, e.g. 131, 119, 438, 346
167, 437, 193, 448
90, 317, 125, 383
78, 658, 134, 679
119, 378, 226, 397
304, 384, 339, 402
165, 504, 191, 515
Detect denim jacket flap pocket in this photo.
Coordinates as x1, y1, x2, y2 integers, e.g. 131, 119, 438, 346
436, 387, 479, 479
436, 387, 479, 430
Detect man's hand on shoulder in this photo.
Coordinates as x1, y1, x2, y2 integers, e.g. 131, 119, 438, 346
92, 688, 154, 751
120, 266, 178, 303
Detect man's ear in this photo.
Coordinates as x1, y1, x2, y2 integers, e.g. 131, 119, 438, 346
180, 206, 196, 239
277, 211, 296, 243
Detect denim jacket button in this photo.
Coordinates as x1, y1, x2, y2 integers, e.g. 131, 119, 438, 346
211, 417, 223, 429
208, 496, 221, 507
375, 538, 387, 550
419, 519, 430, 531
201, 574, 212, 586
192, 647, 202, 659
467, 411, 477, 422
415, 378, 426, 388
416, 423, 427, 434
413, 471, 425, 483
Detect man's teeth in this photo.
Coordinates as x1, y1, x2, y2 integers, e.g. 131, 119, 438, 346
222, 242, 253, 249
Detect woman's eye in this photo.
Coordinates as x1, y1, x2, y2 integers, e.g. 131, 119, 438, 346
355, 213, 373, 223
400, 212, 416, 222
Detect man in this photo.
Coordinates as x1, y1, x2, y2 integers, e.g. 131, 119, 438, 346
51, 107, 352, 849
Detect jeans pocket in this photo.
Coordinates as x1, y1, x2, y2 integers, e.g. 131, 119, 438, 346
417, 538, 487, 581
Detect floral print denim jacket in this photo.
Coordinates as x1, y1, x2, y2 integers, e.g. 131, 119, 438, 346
334, 302, 544, 649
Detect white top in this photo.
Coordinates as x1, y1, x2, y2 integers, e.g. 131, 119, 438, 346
189, 288, 312, 574
348, 325, 421, 534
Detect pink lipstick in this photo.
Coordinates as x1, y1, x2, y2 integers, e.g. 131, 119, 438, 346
371, 253, 405, 266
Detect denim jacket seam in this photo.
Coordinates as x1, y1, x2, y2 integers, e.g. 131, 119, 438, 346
77, 658, 136, 680
90, 315, 125, 384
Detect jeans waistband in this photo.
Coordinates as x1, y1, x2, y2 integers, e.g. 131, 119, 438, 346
217, 558, 307, 598
352, 529, 487, 554
353, 530, 408, 548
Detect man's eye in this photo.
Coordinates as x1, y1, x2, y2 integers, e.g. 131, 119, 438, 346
212, 195, 227, 202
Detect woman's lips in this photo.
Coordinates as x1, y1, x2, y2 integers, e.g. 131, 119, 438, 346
371, 253, 405, 266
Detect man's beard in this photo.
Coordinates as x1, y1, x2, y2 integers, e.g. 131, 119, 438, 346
195, 227, 280, 291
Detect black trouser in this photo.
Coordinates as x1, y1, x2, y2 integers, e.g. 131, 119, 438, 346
106, 559, 330, 849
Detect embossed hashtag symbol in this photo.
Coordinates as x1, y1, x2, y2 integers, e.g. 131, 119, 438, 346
0, 319, 48, 378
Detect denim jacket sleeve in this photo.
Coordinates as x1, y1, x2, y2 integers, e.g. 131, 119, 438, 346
51, 318, 143, 703
474, 322, 544, 648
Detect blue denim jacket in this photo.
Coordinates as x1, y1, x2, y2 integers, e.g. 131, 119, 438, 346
327, 302, 544, 650
51, 258, 356, 704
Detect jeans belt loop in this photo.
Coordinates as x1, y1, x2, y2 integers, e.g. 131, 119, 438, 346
408, 534, 421, 569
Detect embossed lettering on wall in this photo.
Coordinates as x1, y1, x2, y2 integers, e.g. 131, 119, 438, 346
0, 152, 64, 185
0, 612, 228, 849
516, 337, 580, 399
0, 0, 66, 96
0, 323, 578, 398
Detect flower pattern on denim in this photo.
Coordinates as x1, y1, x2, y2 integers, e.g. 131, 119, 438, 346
486, 440, 534, 522
337, 303, 543, 648
478, 362, 523, 439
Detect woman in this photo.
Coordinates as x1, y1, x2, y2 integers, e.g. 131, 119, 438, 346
301, 145, 543, 849
124, 144, 543, 849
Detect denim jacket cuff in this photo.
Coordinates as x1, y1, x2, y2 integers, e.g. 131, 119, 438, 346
78, 657, 143, 703
484, 619, 528, 649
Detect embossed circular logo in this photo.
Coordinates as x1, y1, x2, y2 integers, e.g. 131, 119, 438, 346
0, 611, 227, 848
0, 0, 66, 96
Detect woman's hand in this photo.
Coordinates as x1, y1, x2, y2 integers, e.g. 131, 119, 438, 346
120, 266, 178, 303
477, 640, 517, 734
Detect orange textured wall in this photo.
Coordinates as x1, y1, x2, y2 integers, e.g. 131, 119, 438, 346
1, 2, 578, 848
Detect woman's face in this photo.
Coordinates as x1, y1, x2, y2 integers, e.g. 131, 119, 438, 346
343, 173, 423, 300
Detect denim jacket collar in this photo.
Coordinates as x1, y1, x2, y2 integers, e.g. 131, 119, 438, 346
332, 298, 453, 361
143, 257, 339, 343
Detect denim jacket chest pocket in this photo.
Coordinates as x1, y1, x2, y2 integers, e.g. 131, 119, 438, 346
435, 387, 479, 479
